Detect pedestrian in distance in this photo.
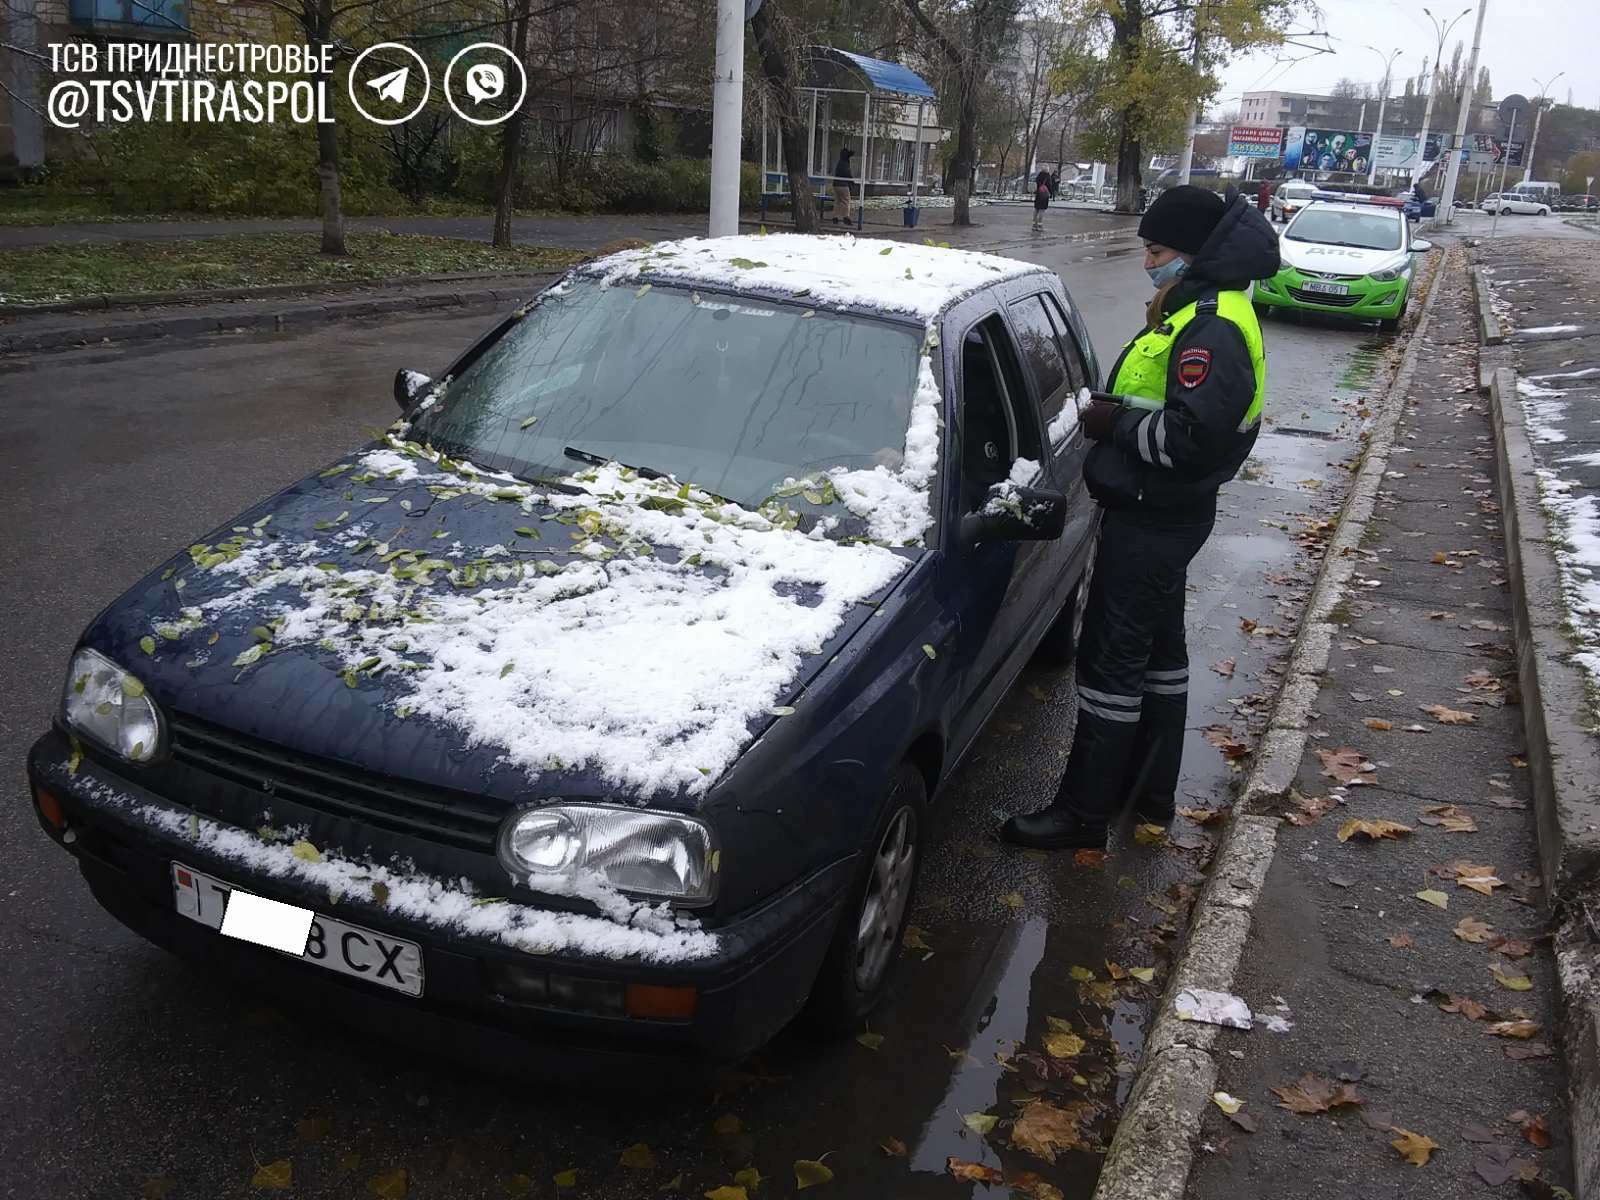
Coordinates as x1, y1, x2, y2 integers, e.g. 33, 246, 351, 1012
1256, 179, 1274, 214
1000, 186, 1281, 851
831, 147, 856, 227
1032, 169, 1051, 231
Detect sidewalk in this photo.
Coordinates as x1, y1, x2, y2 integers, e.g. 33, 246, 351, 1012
1117, 248, 1577, 1198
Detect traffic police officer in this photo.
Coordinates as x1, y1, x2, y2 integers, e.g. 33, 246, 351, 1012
1002, 185, 1280, 850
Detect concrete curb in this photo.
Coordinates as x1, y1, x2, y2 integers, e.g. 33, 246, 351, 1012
0, 275, 558, 355
1484, 352, 1600, 1196
1091, 248, 1458, 1200
1471, 264, 1505, 345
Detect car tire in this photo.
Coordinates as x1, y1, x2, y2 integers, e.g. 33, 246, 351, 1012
1253, 299, 1272, 320
1380, 315, 1401, 333
1539, 207, 1550, 216
802, 763, 927, 1034
1032, 520, 1100, 667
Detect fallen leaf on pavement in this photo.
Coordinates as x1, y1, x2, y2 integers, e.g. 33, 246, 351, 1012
1284, 791, 1337, 826
620, 1144, 658, 1169
1179, 806, 1228, 825
251, 1161, 293, 1191
1201, 725, 1252, 760
367, 1168, 407, 1199
1239, 617, 1257, 634
856, 1031, 884, 1051
1389, 933, 1414, 948
1338, 818, 1412, 842
1416, 888, 1449, 909
1475, 1155, 1516, 1187
1005, 1169, 1066, 1200
1492, 968, 1533, 992
902, 925, 931, 952
1133, 822, 1168, 845
1072, 848, 1107, 867
704, 1188, 748, 1200
1129, 966, 1156, 983
1044, 1031, 1085, 1059
962, 1112, 998, 1135
1419, 804, 1478, 832
1506, 1042, 1554, 1060
1212, 659, 1236, 677
1212, 1092, 1244, 1115
1454, 917, 1494, 943
1069, 965, 1095, 982
1363, 718, 1394, 731
879, 1138, 907, 1157
1521, 1114, 1551, 1148
1390, 1128, 1440, 1166
1488, 1019, 1541, 1039
1443, 862, 1504, 894
946, 1158, 1004, 1184
1010, 1100, 1095, 1163
1227, 1109, 1259, 1133
1421, 703, 1477, 725
1487, 936, 1534, 958
794, 1159, 833, 1189
1271, 1074, 1362, 1114
1317, 747, 1374, 784
1438, 994, 1491, 1020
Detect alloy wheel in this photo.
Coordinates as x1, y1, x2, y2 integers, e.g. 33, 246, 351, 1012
853, 806, 917, 991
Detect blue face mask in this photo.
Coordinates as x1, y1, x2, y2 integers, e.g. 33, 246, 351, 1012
1146, 257, 1188, 287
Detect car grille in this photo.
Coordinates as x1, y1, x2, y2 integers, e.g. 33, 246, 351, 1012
169, 716, 506, 852
1287, 287, 1363, 308
1300, 270, 1365, 282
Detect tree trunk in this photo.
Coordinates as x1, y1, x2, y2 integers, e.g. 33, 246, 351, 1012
1109, 2, 1144, 214
950, 68, 979, 225
750, 3, 818, 232
494, 0, 533, 248
307, 0, 345, 255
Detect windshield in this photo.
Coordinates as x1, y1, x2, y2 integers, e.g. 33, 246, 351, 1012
1287, 209, 1402, 251
408, 279, 924, 512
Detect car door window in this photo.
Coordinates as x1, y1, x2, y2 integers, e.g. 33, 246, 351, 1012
960, 315, 1041, 508
1007, 295, 1070, 429
1041, 293, 1092, 393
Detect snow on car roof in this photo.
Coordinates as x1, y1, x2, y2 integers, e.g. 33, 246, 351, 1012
582, 233, 1047, 320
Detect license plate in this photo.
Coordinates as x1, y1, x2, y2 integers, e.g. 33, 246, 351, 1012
172, 863, 425, 996
1301, 280, 1350, 296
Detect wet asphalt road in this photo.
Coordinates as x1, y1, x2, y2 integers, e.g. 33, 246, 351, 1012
0, 210, 1406, 1199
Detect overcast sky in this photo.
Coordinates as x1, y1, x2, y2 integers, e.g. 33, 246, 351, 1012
1216, 0, 1600, 116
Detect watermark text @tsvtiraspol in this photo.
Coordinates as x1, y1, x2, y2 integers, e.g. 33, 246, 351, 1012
47, 43, 337, 129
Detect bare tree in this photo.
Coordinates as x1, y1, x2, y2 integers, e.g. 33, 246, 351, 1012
750, 1, 820, 232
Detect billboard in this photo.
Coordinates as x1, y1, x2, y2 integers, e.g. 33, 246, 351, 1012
1227, 125, 1283, 158
1283, 127, 1374, 174
1372, 133, 1443, 171
1459, 133, 1524, 168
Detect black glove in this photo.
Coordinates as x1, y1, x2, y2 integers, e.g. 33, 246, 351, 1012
1081, 399, 1121, 441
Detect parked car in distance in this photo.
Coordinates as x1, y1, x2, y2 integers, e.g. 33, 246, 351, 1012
1557, 194, 1597, 212
27, 235, 1106, 1070
1253, 196, 1432, 332
1481, 191, 1552, 216
1270, 179, 1320, 222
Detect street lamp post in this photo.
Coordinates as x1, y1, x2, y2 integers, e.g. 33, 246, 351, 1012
1365, 46, 1403, 185
1523, 71, 1564, 182
1434, 0, 1488, 225
1416, 6, 1471, 181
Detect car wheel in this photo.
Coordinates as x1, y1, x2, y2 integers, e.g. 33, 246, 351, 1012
1033, 520, 1100, 667
1379, 315, 1400, 333
1539, 207, 1550, 216
803, 763, 926, 1033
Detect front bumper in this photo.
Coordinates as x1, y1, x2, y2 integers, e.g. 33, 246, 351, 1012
1253, 267, 1409, 320
26, 730, 849, 1074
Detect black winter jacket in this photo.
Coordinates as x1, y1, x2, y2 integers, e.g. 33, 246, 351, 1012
1085, 196, 1281, 513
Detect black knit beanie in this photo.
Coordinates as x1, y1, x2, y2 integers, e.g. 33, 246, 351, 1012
1139, 186, 1226, 255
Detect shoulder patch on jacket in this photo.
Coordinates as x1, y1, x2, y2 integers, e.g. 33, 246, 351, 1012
1177, 347, 1212, 388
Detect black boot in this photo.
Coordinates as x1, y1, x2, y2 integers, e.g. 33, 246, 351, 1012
999, 806, 1108, 851
1133, 794, 1177, 824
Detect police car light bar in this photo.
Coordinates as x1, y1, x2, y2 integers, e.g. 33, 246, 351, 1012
1308, 190, 1406, 208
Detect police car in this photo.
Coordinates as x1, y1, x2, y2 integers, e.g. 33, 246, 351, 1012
1251, 192, 1433, 332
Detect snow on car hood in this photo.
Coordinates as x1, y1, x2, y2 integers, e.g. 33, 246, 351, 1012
1280, 237, 1409, 277
120, 435, 918, 800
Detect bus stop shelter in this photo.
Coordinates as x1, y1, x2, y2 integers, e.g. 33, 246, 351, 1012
759, 47, 940, 229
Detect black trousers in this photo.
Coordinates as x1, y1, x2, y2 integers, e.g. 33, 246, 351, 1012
1054, 503, 1216, 822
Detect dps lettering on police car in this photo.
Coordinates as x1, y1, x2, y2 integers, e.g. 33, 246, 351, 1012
171, 863, 425, 996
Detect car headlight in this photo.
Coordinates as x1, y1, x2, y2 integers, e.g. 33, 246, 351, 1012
62, 647, 163, 763
1370, 262, 1411, 282
499, 805, 715, 902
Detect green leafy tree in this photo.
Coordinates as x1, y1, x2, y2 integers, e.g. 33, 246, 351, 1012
1054, 0, 1298, 212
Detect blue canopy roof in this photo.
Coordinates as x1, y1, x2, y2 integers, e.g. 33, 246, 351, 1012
810, 47, 936, 99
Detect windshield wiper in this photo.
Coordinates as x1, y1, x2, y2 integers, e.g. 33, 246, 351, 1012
563, 445, 667, 480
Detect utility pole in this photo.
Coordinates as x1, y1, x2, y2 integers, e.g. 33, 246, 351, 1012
709, 0, 746, 237
1523, 71, 1564, 181
1176, 14, 1206, 186
1366, 47, 1401, 186
1416, 7, 1471, 181
1435, 0, 1487, 224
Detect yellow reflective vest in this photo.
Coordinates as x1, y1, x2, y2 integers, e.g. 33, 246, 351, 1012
1108, 290, 1266, 433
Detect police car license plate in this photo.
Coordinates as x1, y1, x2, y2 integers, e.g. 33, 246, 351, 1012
1302, 280, 1350, 296
171, 863, 424, 996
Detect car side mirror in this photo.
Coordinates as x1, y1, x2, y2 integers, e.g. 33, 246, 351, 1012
394, 368, 434, 411
1412, 238, 1434, 252
960, 484, 1069, 547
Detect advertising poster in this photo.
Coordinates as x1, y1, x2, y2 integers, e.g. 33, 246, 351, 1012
1373, 133, 1442, 171
1283, 128, 1375, 175
1227, 125, 1283, 158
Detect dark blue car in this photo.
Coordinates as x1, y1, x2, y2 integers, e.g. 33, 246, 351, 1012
27, 236, 1102, 1066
